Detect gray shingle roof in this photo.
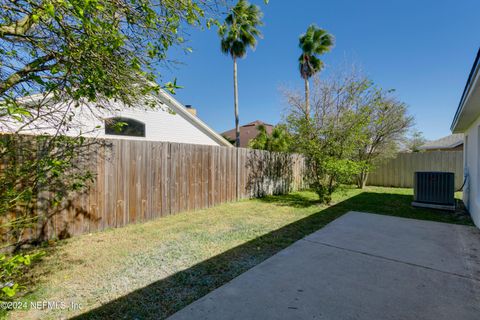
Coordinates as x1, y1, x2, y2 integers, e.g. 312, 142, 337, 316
420, 134, 464, 150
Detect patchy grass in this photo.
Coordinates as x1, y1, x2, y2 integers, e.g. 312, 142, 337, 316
8, 187, 472, 320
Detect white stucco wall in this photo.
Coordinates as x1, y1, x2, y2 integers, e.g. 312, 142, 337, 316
73, 103, 220, 146
1, 96, 223, 146
462, 117, 480, 227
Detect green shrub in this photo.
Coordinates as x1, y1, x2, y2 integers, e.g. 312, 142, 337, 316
0, 252, 44, 300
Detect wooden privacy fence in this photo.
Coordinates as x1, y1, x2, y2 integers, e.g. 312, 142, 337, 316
14, 139, 306, 241
367, 151, 463, 189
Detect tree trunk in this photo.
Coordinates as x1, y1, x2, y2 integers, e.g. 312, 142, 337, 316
233, 57, 240, 147
357, 170, 368, 189
304, 77, 310, 118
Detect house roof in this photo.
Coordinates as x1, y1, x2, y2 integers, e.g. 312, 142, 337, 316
419, 134, 464, 150
156, 90, 232, 147
222, 120, 274, 148
451, 48, 480, 133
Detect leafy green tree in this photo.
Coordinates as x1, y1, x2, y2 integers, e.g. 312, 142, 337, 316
355, 90, 413, 188
219, 0, 263, 147
285, 69, 413, 202
285, 68, 412, 203
0, 0, 227, 248
298, 25, 334, 118
406, 129, 427, 152
249, 124, 291, 152
0, 0, 218, 106
287, 111, 364, 204
285, 75, 367, 203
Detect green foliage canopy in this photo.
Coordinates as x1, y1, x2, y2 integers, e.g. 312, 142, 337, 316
0, 252, 43, 300
298, 25, 334, 80
406, 129, 427, 153
285, 70, 412, 202
0, 0, 220, 110
249, 124, 291, 152
0, 0, 226, 250
218, 0, 263, 59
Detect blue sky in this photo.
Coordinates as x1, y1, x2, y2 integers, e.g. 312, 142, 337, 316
162, 0, 479, 140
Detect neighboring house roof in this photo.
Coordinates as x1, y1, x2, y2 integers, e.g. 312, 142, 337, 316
451, 48, 480, 133
2, 89, 232, 147
419, 134, 464, 151
222, 120, 274, 148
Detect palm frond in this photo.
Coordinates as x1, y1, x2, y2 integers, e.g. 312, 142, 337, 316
219, 0, 263, 59
298, 24, 334, 79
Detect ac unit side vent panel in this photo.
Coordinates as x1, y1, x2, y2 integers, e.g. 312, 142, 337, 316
413, 172, 455, 206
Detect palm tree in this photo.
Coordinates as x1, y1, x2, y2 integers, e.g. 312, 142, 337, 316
219, 0, 263, 147
299, 25, 334, 117
249, 124, 291, 152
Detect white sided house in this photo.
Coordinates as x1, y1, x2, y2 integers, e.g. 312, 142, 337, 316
2, 89, 232, 147
451, 48, 480, 227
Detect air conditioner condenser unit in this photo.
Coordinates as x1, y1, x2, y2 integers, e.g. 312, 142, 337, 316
412, 172, 455, 211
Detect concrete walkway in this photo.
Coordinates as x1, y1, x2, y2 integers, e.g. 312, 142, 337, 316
168, 212, 480, 320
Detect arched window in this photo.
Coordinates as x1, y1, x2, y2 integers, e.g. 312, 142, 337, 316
105, 117, 145, 137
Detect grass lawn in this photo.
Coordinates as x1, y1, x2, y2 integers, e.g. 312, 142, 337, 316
8, 187, 472, 320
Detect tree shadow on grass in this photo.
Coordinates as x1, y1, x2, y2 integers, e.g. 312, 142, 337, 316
258, 191, 322, 208
71, 192, 473, 320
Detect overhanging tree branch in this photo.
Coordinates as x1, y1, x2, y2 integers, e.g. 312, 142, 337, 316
0, 14, 36, 37
0, 53, 56, 95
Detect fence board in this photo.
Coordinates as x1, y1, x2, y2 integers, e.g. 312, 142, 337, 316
367, 151, 463, 189
5, 137, 465, 243
3, 138, 307, 241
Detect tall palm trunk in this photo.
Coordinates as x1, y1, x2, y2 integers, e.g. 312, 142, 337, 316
304, 77, 310, 118
233, 56, 240, 147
